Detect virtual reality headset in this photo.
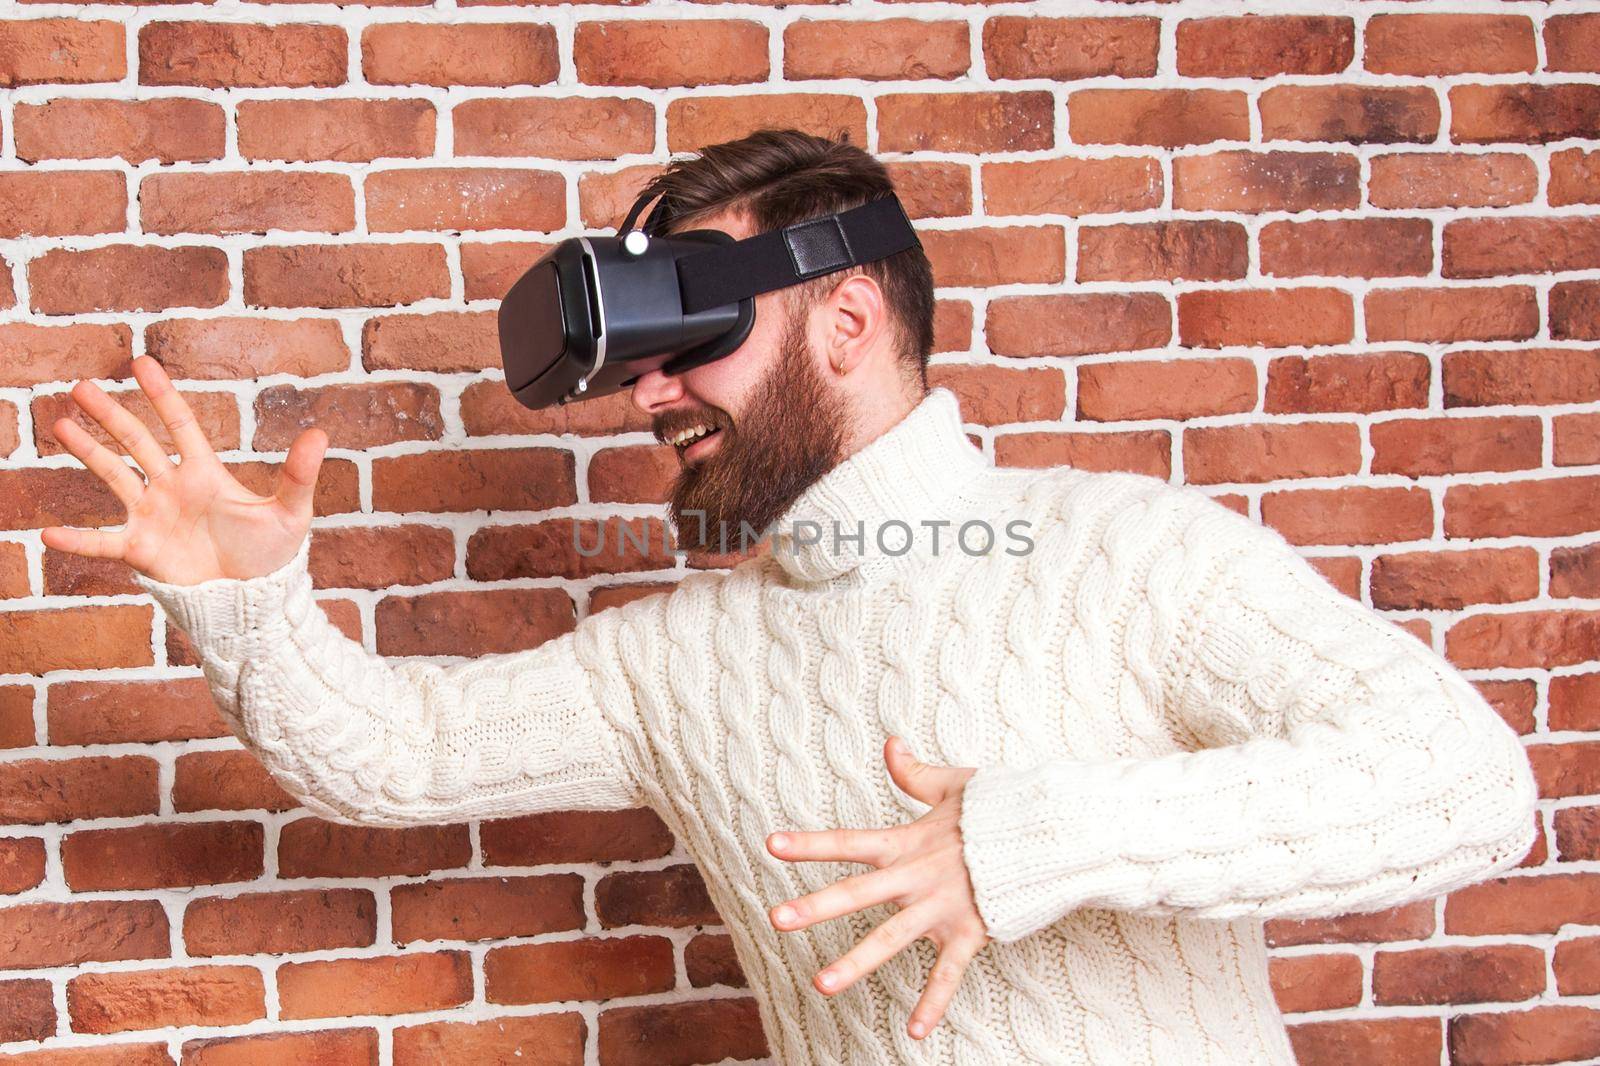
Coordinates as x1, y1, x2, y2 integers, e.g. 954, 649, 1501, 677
496, 186, 923, 409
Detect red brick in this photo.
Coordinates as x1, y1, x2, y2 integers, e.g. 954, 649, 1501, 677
237, 97, 435, 162
486, 936, 674, 1004
1068, 88, 1249, 146
1173, 150, 1360, 212
878, 91, 1054, 153
0, 900, 169, 970
1077, 358, 1255, 421
1177, 16, 1353, 77
1365, 285, 1537, 343
575, 20, 766, 88
1265, 85, 1440, 145
139, 22, 346, 88
1078, 220, 1247, 282
1545, 13, 1600, 73
1287, 1017, 1442, 1066
189, 1030, 378, 1065
1368, 151, 1538, 209
1450, 84, 1600, 144
0, 170, 127, 238
668, 94, 869, 153
1445, 474, 1600, 538
0, 605, 152, 674
376, 588, 576, 657
0, 541, 26, 597
984, 17, 1158, 79
988, 292, 1170, 358
173, 748, 296, 815
364, 23, 557, 87
686, 933, 747, 988
788, 18, 968, 80
279, 820, 470, 878
1366, 14, 1536, 75
1552, 281, 1600, 339
1446, 609, 1600, 670
1552, 673, 1600, 741
1449, 1004, 1600, 1066
1184, 422, 1360, 484
468, 519, 673, 581
34, 387, 239, 457
67, 965, 265, 1034
1266, 352, 1429, 414
595, 865, 719, 928
1444, 216, 1600, 278
146, 316, 349, 379
982, 156, 1162, 217
599, 998, 768, 1066
461, 240, 554, 302
1261, 217, 1431, 278
0, 19, 125, 87
393, 1015, 583, 1066
255, 382, 442, 450
479, 808, 674, 866
365, 167, 564, 232
1372, 547, 1540, 611
0, 977, 53, 1042
927, 365, 1065, 425
0, 467, 121, 531
48, 677, 224, 746
0, 322, 132, 387
1373, 944, 1544, 1006
1371, 415, 1542, 477
454, 96, 654, 159
884, 161, 973, 219
1, 755, 158, 825
1555, 936, 1600, 995
1551, 147, 1600, 206
309, 526, 455, 590
1266, 901, 1435, 947
1179, 288, 1353, 348
279, 952, 470, 1019
243, 243, 448, 308
1554, 807, 1600, 863
140, 171, 354, 236
1553, 544, 1600, 601
1556, 410, 1600, 466
360, 312, 496, 375
61, 821, 263, 891
15, 97, 225, 164
29, 244, 228, 314
461, 380, 652, 437
1261, 486, 1433, 546
1269, 953, 1362, 1014
922, 225, 1064, 287
392, 875, 584, 943
1530, 741, 1600, 799
183, 888, 375, 957
1445, 347, 1600, 407
372, 448, 576, 514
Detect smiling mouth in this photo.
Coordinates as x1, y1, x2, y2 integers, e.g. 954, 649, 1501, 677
677, 426, 723, 463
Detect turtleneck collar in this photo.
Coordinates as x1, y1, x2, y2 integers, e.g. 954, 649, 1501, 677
766, 386, 991, 587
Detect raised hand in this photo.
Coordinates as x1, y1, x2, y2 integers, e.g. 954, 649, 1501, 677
41, 355, 328, 586
765, 736, 991, 1040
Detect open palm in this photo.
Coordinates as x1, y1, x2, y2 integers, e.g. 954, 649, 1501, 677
41, 356, 328, 586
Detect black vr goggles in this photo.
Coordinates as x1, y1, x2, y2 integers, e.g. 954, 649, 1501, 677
496, 187, 923, 409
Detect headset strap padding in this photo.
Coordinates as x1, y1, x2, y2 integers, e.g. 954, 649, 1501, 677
675, 195, 922, 315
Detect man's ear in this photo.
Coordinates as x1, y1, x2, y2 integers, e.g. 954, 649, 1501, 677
822, 273, 887, 376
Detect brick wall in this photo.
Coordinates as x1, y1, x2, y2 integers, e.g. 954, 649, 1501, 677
1, 5, 1598, 1065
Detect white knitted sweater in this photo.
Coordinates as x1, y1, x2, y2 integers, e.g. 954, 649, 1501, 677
139, 386, 1540, 1066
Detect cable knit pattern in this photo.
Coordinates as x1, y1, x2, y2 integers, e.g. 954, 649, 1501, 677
137, 386, 1540, 1066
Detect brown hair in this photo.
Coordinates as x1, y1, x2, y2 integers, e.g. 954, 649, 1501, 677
628, 127, 935, 392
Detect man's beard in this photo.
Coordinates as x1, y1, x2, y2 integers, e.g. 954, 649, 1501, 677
667, 305, 850, 553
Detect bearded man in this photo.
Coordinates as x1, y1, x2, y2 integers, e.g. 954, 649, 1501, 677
42, 128, 1538, 1065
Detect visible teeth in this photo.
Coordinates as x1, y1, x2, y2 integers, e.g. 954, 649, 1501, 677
670, 424, 714, 447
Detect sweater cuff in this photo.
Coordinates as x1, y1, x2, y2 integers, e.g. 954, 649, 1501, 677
958, 759, 1128, 943
134, 540, 315, 665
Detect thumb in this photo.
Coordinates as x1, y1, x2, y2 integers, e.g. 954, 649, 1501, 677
275, 427, 328, 517
884, 736, 962, 805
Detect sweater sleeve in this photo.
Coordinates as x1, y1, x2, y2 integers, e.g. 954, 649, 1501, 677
956, 493, 1541, 943
136, 540, 651, 827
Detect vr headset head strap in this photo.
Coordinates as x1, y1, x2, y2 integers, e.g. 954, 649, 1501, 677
672, 195, 921, 315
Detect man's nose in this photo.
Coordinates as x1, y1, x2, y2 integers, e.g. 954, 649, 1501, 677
629, 366, 683, 415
